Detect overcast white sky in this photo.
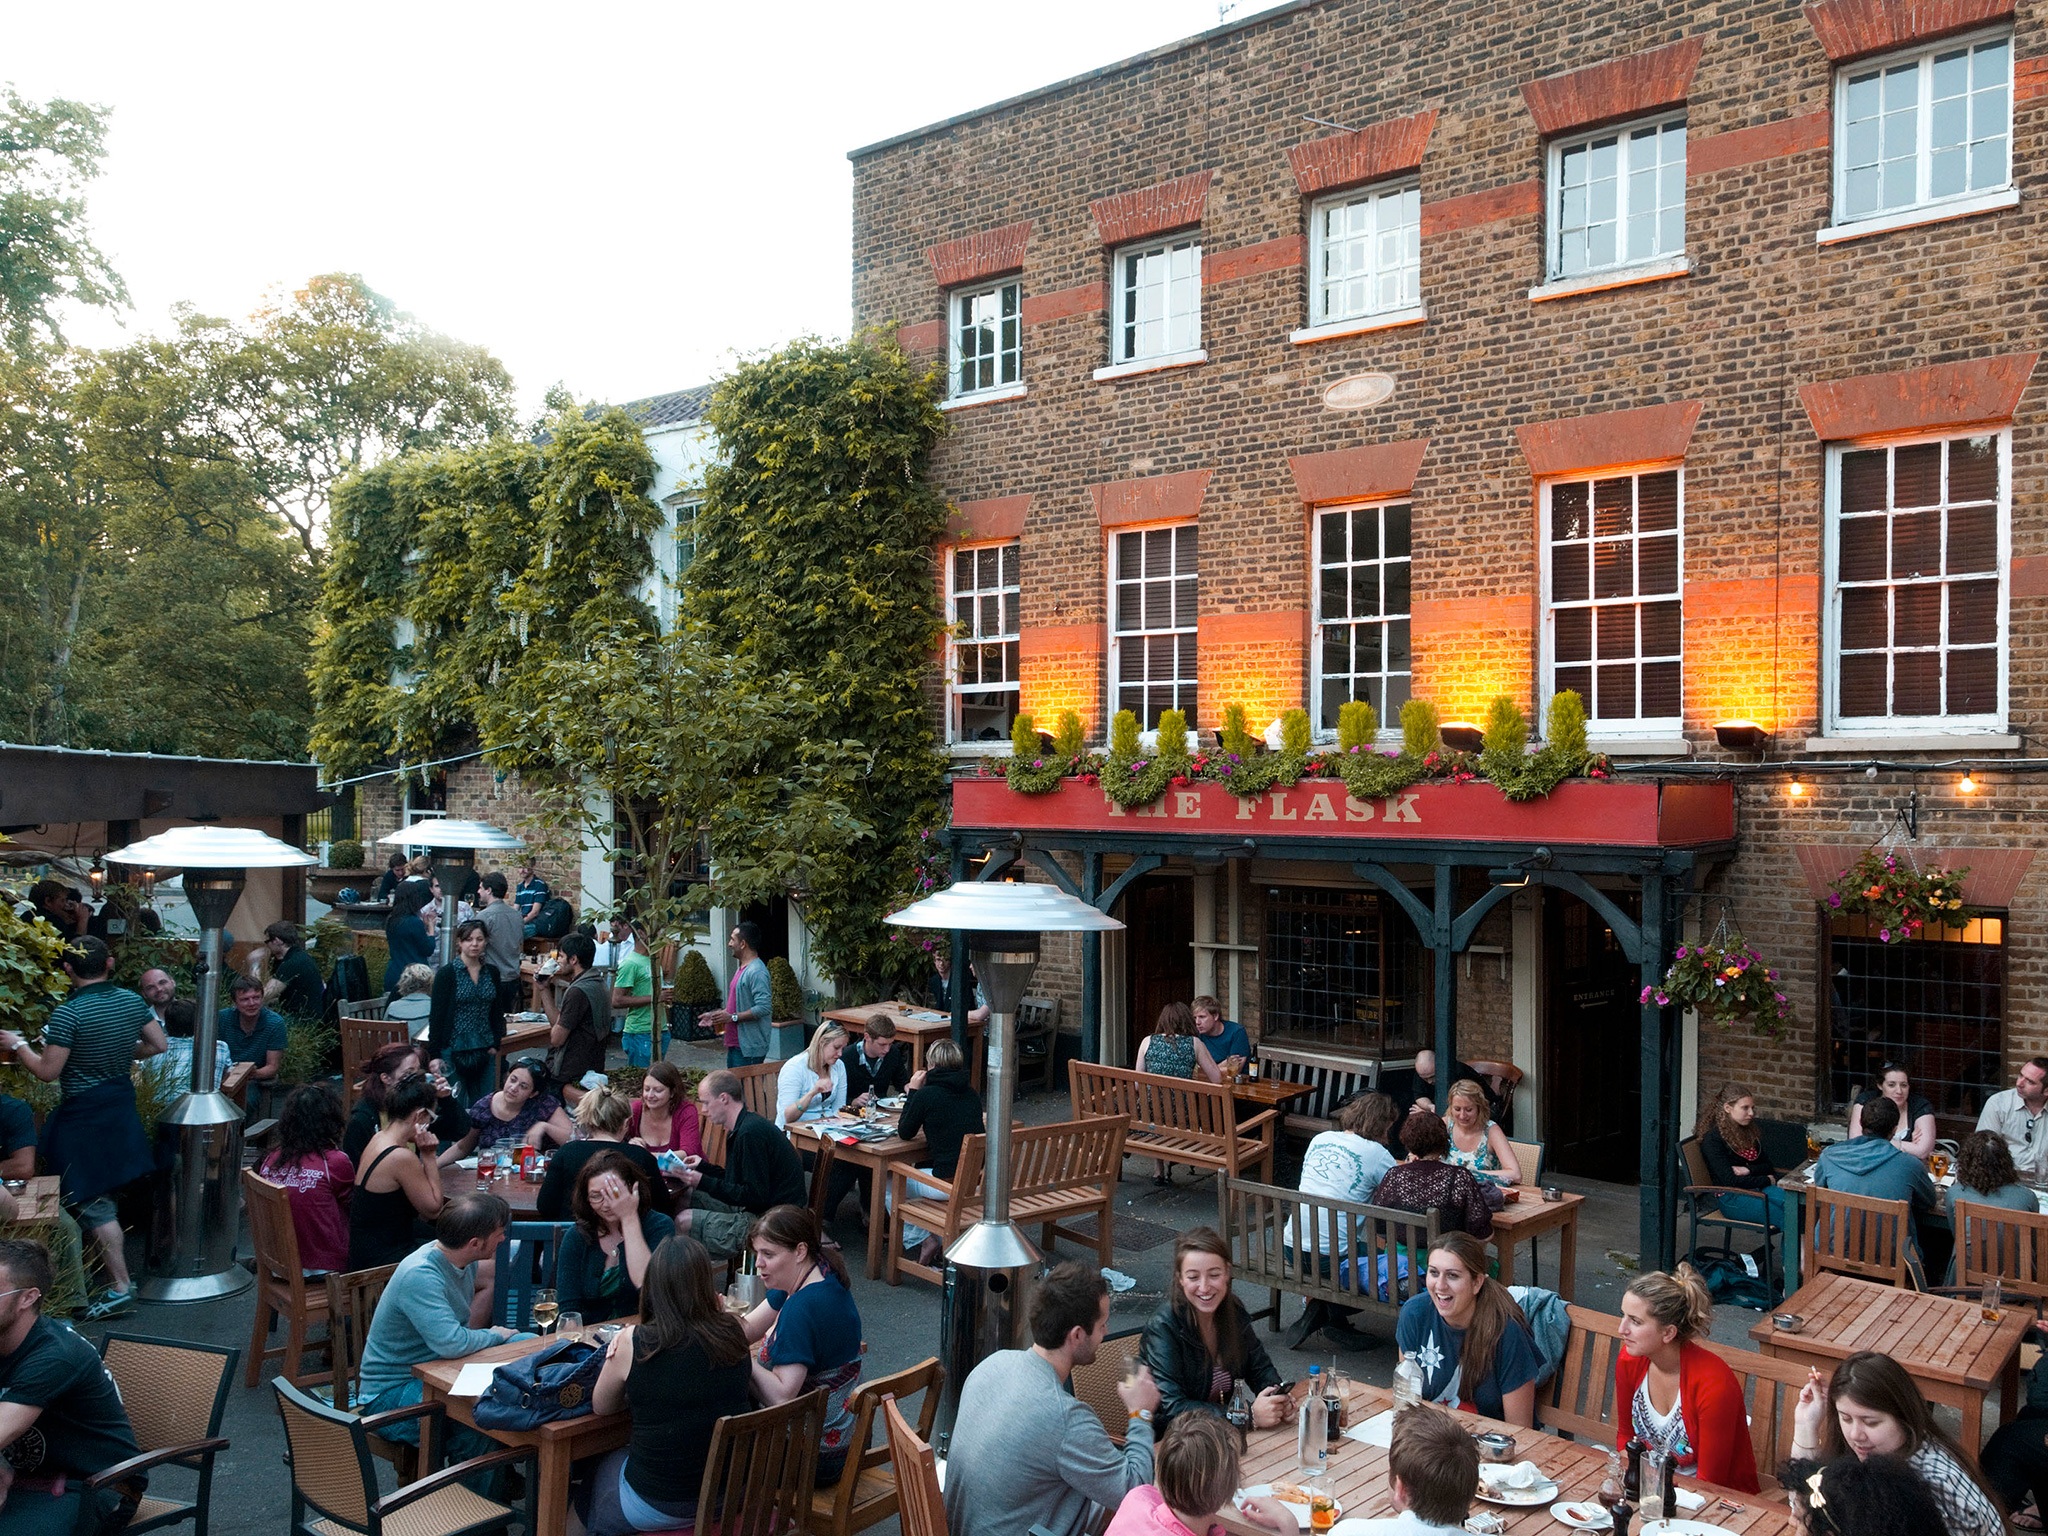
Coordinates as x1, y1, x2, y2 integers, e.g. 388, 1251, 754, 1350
10, 0, 1284, 413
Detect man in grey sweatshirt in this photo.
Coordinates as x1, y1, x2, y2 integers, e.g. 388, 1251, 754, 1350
945, 1262, 1160, 1536
1810, 1094, 1950, 1279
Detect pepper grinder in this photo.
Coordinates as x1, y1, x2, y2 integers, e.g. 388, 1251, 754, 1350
1611, 1500, 1635, 1536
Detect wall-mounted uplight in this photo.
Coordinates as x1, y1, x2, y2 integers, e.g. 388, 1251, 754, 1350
1713, 720, 1769, 754
1440, 722, 1484, 753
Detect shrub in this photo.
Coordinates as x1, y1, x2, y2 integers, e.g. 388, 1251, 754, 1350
1010, 712, 1038, 759
327, 839, 366, 870
673, 948, 720, 1008
1053, 710, 1086, 760
1280, 708, 1311, 755
1156, 708, 1191, 762
1218, 704, 1255, 758
1337, 700, 1379, 751
767, 956, 805, 1023
282, 1017, 338, 1085
1545, 689, 1589, 758
1110, 709, 1140, 757
1400, 698, 1441, 758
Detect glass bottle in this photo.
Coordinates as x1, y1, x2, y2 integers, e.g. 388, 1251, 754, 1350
1297, 1366, 1328, 1477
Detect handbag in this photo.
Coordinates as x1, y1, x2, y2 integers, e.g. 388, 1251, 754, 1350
471, 1337, 607, 1430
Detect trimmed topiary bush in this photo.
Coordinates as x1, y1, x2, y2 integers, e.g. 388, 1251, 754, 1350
327, 839, 366, 870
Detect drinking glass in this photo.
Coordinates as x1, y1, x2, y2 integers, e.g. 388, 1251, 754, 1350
558, 1311, 584, 1341
1641, 1453, 1666, 1512
531, 1287, 559, 1336
1983, 1277, 2005, 1323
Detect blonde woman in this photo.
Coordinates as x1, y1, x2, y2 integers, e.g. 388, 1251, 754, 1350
1444, 1079, 1521, 1185
1614, 1266, 1759, 1493
536, 1081, 665, 1221
775, 1024, 849, 1130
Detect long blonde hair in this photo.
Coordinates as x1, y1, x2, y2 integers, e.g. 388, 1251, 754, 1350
806, 1023, 849, 1074
1446, 1079, 1491, 1127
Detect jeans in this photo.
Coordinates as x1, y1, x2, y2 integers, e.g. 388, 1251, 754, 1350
1715, 1186, 1790, 1230
888, 1174, 947, 1249
360, 1378, 502, 1489
1983, 1405, 2048, 1514
576, 1448, 698, 1536
727, 1048, 764, 1069
622, 1031, 664, 1069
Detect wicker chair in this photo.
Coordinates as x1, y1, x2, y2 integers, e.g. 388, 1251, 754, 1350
699, 1390, 827, 1536
273, 1379, 534, 1536
1069, 1327, 1145, 1445
881, 1393, 946, 1536
808, 1356, 942, 1536
91, 1335, 237, 1536
323, 1265, 414, 1478
242, 1170, 330, 1388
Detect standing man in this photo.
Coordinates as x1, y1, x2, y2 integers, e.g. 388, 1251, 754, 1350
1978, 1057, 2048, 1181
0, 1238, 143, 1536
609, 919, 660, 1069
475, 874, 527, 1016
261, 922, 325, 1019
543, 934, 610, 1104
702, 922, 773, 1068
0, 939, 165, 1320
1190, 996, 1251, 1076
1382, 1049, 1489, 1117
591, 915, 635, 969
671, 1070, 805, 1260
219, 977, 288, 1087
514, 860, 551, 937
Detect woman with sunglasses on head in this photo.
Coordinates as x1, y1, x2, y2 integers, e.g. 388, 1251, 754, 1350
557, 1151, 674, 1324
1780, 1453, 1954, 1536
344, 1042, 466, 1164
1614, 1265, 1759, 1492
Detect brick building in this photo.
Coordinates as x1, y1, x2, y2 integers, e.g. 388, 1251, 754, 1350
850, 0, 2048, 1255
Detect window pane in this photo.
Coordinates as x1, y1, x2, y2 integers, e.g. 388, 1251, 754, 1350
1840, 587, 1888, 650
1351, 506, 1379, 561
1593, 540, 1632, 599
1386, 619, 1410, 669
1949, 647, 1997, 714
1892, 511, 1939, 578
1839, 515, 1887, 582
1552, 482, 1590, 542
1594, 478, 1634, 537
1556, 665, 1591, 702
1840, 652, 1887, 716
1894, 583, 1940, 647
1637, 472, 1679, 531
1117, 533, 1141, 581
1947, 504, 1997, 573
1552, 544, 1589, 603
1595, 664, 1636, 719
1555, 608, 1592, 664
1321, 510, 1347, 563
1950, 436, 1999, 502
1382, 562, 1409, 617
1640, 661, 1681, 719
1948, 581, 1999, 645
1321, 567, 1348, 621
1893, 650, 1941, 715
1175, 527, 1199, 573
1894, 443, 1942, 506
1597, 605, 1637, 658
1640, 600, 1681, 656
1841, 450, 1889, 512
1638, 535, 1679, 595
1385, 504, 1411, 557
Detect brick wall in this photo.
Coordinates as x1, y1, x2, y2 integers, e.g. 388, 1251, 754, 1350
355, 761, 586, 902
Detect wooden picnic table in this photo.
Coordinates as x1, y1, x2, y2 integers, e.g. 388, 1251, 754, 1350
497, 1018, 552, 1062
441, 1163, 548, 1216
9, 1176, 60, 1223
1489, 1188, 1583, 1300
822, 1002, 985, 1086
1751, 1269, 2031, 1446
414, 1333, 629, 1536
789, 1111, 925, 1281
1217, 1385, 1792, 1536
1225, 1077, 1315, 1109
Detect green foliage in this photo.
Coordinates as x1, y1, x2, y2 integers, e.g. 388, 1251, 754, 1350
0, 88, 127, 358
1280, 708, 1311, 755
1156, 709, 1191, 763
132, 1058, 188, 1141
1478, 695, 1530, 784
1219, 704, 1254, 759
1400, 699, 1441, 758
673, 949, 720, 1009
1010, 712, 1039, 759
0, 902, 67, 1038
767, 956, 806, 1024
1337, 700, 1379, 751
1545, 689, 1589, 759
1110, 710, 1141, 756
282, 1017, 337, 1085
107, 930, 196, 996
328, 839, 366, 870
1053, 710, 1085, 760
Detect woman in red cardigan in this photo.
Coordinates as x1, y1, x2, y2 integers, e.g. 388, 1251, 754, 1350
1612, 1265, 1761, 1494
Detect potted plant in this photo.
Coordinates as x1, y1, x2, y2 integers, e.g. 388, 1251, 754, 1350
670, 948, 721, 1043
1824, 847, 1973, 943
1644, 938, 1795, 1038
309, 838, 370, 905
767, 955, 807, 1058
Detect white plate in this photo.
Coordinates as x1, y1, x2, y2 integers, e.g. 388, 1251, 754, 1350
1550, 1501, 1612, 1530
1475, 1480, 1558, 1508
1235, 1485, 1336, 1530
1638, 1523, 1740, 1536
879, 1097, 906, 1110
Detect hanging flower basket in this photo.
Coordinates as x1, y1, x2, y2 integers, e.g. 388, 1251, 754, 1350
1643, 939, 1795, 1038
1823, 847, 1973, 944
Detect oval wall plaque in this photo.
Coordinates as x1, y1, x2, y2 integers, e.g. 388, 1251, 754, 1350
1323, 372, 1396, 410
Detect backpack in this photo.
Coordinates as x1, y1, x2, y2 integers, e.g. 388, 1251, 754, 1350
531, 896, 575, 939
1686, 1244, 1775, 1310
471, 1337, 606, 1430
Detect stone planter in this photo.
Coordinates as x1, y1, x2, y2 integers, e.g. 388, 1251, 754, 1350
309, 867, 372, 904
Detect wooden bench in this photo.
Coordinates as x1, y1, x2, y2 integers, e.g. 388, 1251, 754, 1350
884, 1115, 1127, 1286
1249, 1045, 1383, 1140
702, 1061, 783, 1166
1069, 1061, 1276, 1219
1540, 1302, 1816, 1489
1226, 1176, 1440, 1337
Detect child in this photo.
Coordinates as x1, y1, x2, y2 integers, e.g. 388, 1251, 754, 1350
1105, 1412, 1292, 1536
1331, 1405, 1480, 1536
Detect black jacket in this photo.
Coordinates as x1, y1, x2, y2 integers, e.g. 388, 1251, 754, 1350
897, 1068, 984, 1181
845, 1040, 912, 1102
1138, 1296, 1281, 1428
427, 961, 506, 1059
1701, 1125, 1777, 1191
697, 1109, 806, 1215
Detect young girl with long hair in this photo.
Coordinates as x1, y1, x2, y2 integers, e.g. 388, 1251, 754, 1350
1695, 1082, 1786, 1230
1614, 1265, 1759, 1492
1393, 1230, 1542, 1426
1138, 1227, 1290, 1430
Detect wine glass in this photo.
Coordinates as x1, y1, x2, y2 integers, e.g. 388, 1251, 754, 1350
531, 1287, 559, 1336
558, 1311, 583, 1342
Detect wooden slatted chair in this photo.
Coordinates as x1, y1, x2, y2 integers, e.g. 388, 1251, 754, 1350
702, 1062, 783, 1166
807, 1137, 840, 1226
492, 1221, 571, 1331
273, 1379, 534, 1536
1808, 1185, 1917, 1288
93, 1334, 237, 1536
882, 1394, 946, 1536
1069, 1328, 1145, 1445
808, 1356, 942, 1536
339, 1016, 410, 1113
323, 1265, 415, 1478
1468, 1060, 1525, 1134
1069, 1061, 1276, 1222
241, 1170, 330, 1388
1941, 1200, 2048, 1307
698, 1390, 827, 1536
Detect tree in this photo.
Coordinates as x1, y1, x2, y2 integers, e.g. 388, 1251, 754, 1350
0, 88, 126, 358
686, 333, 951, 996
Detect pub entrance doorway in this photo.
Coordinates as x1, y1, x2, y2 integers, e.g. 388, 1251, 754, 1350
1542, 889, 1642, 1178
1122, 872, 1193, 1065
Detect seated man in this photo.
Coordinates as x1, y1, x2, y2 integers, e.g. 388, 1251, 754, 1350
217, 976, 288, 1087
843, 1016, 910, 1104
1810, 1095, 1949, 1280
1191, 995, 1252, 1075
947, 1261, 1159, 1536
1381, 1049, 1494, 1119
1341, 1405, 1480, 1535
356, 1193, 529, 1463
1977, 1057, 2048, 1182
0, 1238, 142, 1536
672, 1070, 805, 1260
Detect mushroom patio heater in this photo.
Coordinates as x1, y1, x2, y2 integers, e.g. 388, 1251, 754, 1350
377, 819, 525, 967
106, 825, 317, 1301
884, 878, 1122, 1452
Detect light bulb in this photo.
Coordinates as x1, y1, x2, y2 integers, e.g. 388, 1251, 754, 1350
1959, 774, 1978, 795
1788, 778, 1805, 799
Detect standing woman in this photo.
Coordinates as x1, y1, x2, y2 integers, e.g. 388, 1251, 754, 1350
1791, 1350, 2002, 1536
382, 883, 436, 994
1394, 1230, 1542, 1426
1444, 1079, 1522, 1185
1612, 1266, 1759, 1493
347, 1075, 447, 1270
1133, 1003, 1221, 1186
1849, 1062, 1940, 1161
628, 1061, 703, 1158
556, 1153, 675, 1323
776, 1024, 849, 1130
428, 919, 506, 1106
1139, 1227, 1291, 1430
738, 1205, 864, 1486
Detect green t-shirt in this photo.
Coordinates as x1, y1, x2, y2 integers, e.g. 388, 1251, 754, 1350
614, 951, 655, 1037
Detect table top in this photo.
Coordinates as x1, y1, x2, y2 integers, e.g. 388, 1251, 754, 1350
7, 1176, 60, 1223
788, 1111, 925, 1163
822, 1003, 975, 1036
415, 1334, 625, 1443
498, 1020, 552, 1057
1490, 1188, 1584, 1231
1750, 1270, 2033, 1386
443, 1164, 546, 1214
1221, 1386, 1791, 1536
1226, 1078, 1316, 1107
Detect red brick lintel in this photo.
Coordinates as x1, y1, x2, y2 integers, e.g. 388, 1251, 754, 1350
1090, 468, 1213, 528
1286, 108, 1440, 196
1799, 352, 2039, 439
925, 220, 1033, 289
1289, 440, 1431, 506
1516, 400, 1705, 476
1803, 0, 2014, 64
943, 495, 1030, 545
1522, 37, 1705, 137
1091, 170, 1216, 246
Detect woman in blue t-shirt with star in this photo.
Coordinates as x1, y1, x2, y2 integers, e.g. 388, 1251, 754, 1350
738, 1204, 864, 1484
1394, 1230, 1543, 1426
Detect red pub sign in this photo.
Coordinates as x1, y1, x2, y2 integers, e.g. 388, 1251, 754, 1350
951, 776, 1734, 849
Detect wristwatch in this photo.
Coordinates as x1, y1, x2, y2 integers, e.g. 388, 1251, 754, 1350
1129, 1408, 1153, 1424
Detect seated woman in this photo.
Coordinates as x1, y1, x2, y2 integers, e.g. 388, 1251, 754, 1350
1848, 1061, 1939, 1162
1444, 1079, 1521, 1186
347, 1074, 446, 1270
255, 1084, 354, 1275
580, 1236, 754, 1536
1948, 1128, 2035, 1218
1134, 1002, 1221, 1186
444, 1058, 575, 1163
538, 1082, 665, 1221
1374, 1110, 1495, 1238
1395, 1231, 1542, 1426
627, 1061, 703, 1159
1613, 1265, 1759, 1492
344, 1042, 467, 1164
385, 963, 435, 1040
1288, 1090, 1400, 1350
1139, 1227, 1290, 1431
557, 1153, 675, 1324
1793, 1350, 2003, 1536
892, 1039, 984, 1267
1106, 1413, 1293, 1536
776, 1024, 850, 1130
1695, 1082, 1786, 1232
738, 1205, 863, 1486
1782, 1452, 1954, 1536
